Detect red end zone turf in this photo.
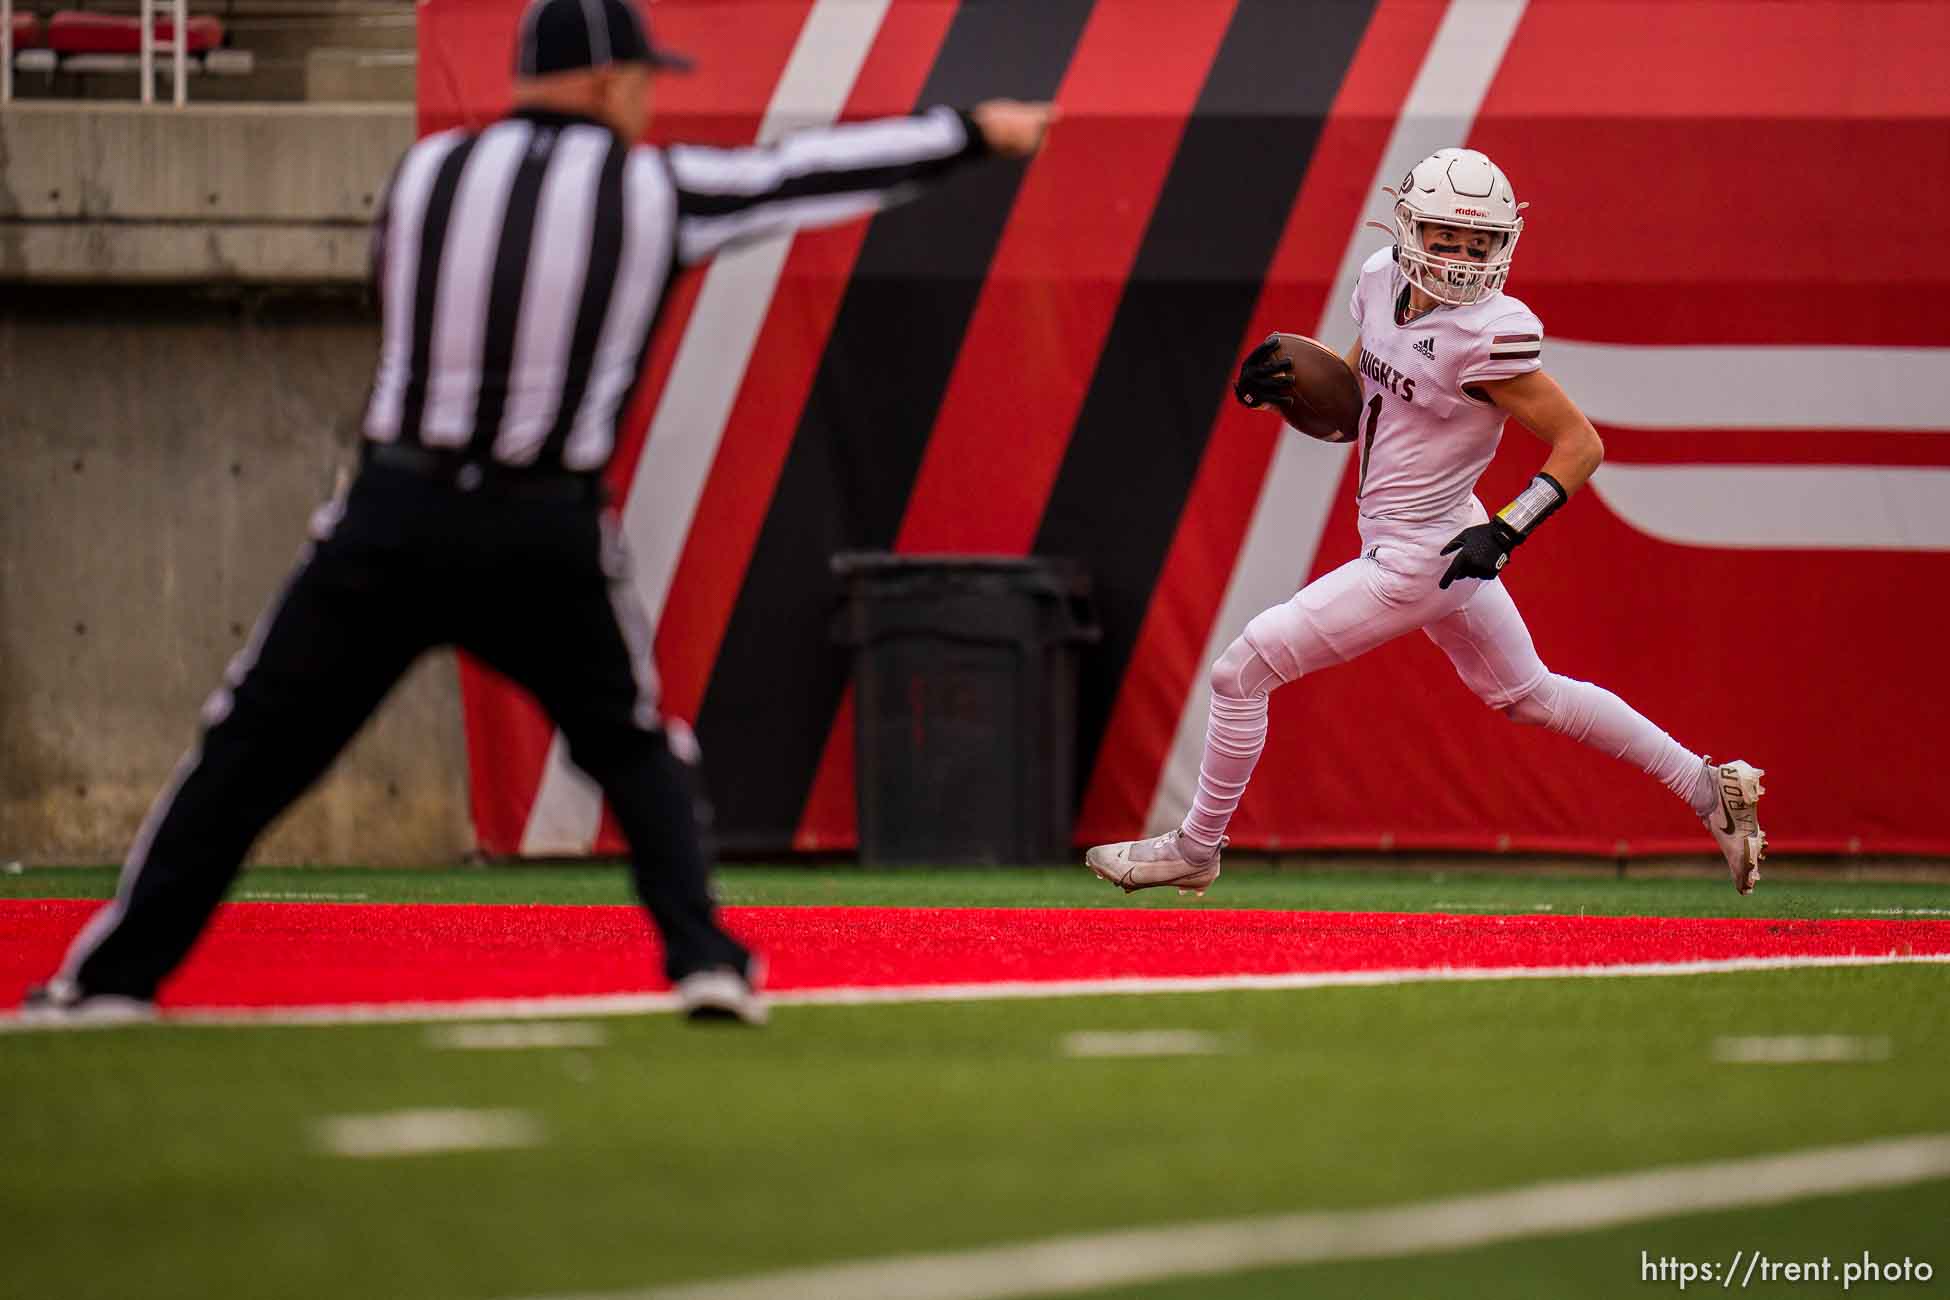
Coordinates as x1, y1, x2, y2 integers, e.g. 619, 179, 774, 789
4, 901, 1948, 1009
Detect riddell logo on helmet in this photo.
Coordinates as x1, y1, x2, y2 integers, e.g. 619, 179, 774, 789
1454, 207, 1489, 217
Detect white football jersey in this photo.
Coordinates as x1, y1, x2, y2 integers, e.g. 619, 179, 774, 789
1347, 247, 1543, 524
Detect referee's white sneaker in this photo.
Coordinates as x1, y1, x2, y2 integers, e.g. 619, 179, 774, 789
1702, 759, 1767, 895
1085, 828, 1224, 897
18, 979, 157, 1026
674, 959, 768, 1026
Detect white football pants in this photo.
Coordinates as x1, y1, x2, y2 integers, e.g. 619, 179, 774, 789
1180, 500, 1716, 853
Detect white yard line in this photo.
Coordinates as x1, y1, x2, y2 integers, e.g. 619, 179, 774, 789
235, 892, 372, 902
5, 951, 1946, 1034
1713, 1035, 1892, 1065
426, 1022, 609, 1051
314, 1108, 545, 1159
512, 1133, 1950, 1300
1059, 1030, 1229, 1058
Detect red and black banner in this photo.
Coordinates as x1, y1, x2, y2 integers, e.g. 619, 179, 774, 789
421, 0, 1950, 859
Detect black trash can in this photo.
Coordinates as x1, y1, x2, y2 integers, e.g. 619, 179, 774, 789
832, 553, 1100, 865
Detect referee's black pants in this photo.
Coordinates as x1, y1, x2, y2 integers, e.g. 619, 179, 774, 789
66, 456, 751, 998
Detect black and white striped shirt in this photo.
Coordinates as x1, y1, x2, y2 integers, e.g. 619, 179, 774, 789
363, 105, 982, 472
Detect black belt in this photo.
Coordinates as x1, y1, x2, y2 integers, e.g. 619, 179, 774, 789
362, 442, 605, 504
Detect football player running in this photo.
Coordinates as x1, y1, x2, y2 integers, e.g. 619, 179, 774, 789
1085, 148, 1766, 898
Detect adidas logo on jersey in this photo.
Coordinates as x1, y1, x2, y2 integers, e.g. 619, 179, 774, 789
1412, 337, 1436, 359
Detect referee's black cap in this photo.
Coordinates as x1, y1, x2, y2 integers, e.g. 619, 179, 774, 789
515, 0, 694, 78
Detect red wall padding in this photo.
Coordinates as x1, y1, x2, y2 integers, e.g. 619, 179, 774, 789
422, 0, 1950, 859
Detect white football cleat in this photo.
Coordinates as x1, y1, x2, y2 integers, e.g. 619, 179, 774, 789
1085, 829, 1224, 897
1702, 759, 1767, 895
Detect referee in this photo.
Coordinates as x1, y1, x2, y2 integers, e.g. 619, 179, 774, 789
28, 0, 1053, 1025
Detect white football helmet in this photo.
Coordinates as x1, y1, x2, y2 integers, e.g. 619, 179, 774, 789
1386, 148, 1525, 306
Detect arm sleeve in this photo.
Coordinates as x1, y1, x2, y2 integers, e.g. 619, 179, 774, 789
1457, 305, 1544, 386
667, 105, 986, 265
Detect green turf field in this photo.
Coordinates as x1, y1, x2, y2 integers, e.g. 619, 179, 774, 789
7, 860, 1950, 918
4, 868, 1947, 1299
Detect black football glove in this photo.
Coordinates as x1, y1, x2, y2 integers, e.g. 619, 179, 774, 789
1438, 517, 1523, 589
1233, 337, 1294, 409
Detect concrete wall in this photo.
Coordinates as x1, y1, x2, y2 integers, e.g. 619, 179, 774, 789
0, 103, 412, 281
0, 286, 472, 865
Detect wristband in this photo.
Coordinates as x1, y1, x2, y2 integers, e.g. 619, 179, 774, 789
954, 109, 992, 158
1495, 472, 1567, 539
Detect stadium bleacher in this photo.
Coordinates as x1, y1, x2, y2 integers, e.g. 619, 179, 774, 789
46, 11, 226, 53
3, 0, 411, 100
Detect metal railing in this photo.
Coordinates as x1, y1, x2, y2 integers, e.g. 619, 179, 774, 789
143, 0, 192, 106
1, 0, 193, 106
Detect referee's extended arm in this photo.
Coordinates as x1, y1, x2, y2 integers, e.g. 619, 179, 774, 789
667, 100, 1053, 265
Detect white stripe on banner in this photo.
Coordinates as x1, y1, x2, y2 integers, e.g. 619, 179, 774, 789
1592, 465, 1950, 551
1563, 340, 1950, 554
1550, 340, 1950, 432
515, 1134, 1950, 1300
519, 0, 894, 857
1146, 0, 1530, 834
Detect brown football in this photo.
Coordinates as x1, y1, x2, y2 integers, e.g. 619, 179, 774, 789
1269, 332, 1361, 443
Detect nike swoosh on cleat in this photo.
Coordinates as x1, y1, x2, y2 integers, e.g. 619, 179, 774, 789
1718, 797, 1737, 836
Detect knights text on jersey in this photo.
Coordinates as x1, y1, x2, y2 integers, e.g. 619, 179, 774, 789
1347, 247, 1543, 524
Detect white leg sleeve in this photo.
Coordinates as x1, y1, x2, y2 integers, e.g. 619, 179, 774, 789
1179, 634, 1283, 855
1426, 580, 1714, 816
1511, 674, 1717, 815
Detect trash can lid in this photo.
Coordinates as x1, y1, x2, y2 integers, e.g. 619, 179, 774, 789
831, 551, 1089, 590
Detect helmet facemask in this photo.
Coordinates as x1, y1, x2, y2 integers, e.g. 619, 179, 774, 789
1392, 202, 1522, 306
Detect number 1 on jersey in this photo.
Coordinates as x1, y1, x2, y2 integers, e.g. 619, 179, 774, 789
1357, 393, 1382, 497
